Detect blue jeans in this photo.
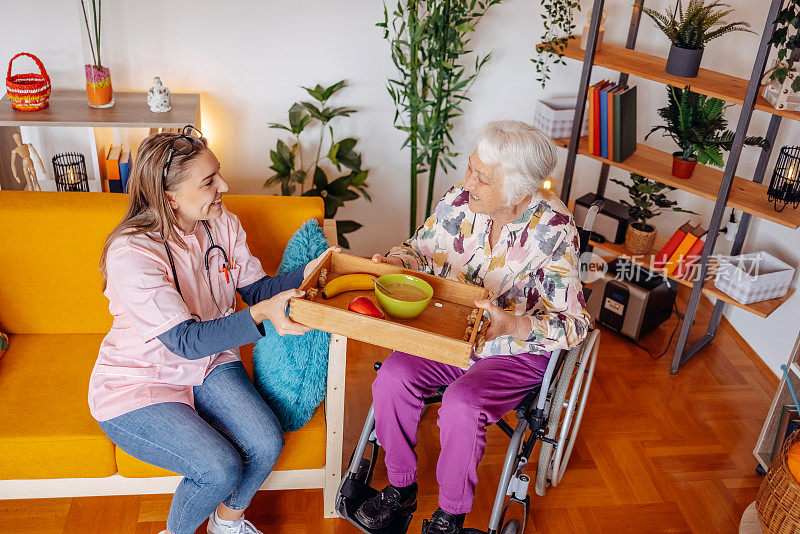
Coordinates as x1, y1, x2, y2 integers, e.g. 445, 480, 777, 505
98, 361, 284, 534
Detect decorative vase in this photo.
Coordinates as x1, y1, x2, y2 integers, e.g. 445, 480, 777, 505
625, 223, 657, 255
665, 44, 704, 78
672, 152, 697, 179
85, 64, 114, 108
579, 26, 604, 51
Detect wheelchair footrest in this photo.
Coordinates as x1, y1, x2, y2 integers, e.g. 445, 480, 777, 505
336, 476, 414, 534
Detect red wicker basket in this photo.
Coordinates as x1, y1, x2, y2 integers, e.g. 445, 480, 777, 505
6, 52, 51, 112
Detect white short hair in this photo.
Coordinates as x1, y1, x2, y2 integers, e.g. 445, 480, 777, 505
475, 120, 557, 206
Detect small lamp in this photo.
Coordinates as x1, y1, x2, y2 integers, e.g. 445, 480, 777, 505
52, 152, 89, 192
768, 146, 800, 212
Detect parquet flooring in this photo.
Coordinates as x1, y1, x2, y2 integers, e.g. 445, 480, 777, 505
0, 286, 779, 533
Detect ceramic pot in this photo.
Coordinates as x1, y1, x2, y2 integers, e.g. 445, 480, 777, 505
665, 44, 704, 78
672, 152, 697, 179
85, 64, 114, 108
625, 223, 657, 255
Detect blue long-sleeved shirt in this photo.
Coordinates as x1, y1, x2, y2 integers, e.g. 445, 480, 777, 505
157, 265, 306, 359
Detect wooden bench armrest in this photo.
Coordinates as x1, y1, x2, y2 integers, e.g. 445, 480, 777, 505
323, 333, 346, 517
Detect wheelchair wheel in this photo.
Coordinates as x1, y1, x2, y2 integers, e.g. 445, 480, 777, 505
535, 329, 600, 496
500, 519, 521, 534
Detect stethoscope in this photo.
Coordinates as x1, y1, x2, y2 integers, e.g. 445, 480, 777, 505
162, 220, 235, 321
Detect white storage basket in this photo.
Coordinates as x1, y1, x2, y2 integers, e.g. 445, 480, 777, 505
714, 252, 795, 305
532, 97, 589, 139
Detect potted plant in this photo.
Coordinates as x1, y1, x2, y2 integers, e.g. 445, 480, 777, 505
266, 80, 370, 248
763, 1, 800, 110
80, 0, 113, 108
646, 86, 768, 179
642, 0, 753, 78
533, 0, 582, 89
610, 173, 697, 255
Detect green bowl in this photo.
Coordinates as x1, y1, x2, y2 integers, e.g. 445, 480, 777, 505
374, 273, 433, 319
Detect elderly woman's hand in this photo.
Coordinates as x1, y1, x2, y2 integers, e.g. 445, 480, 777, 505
371, 254, 404, 267
304, 246, 341, 279
474, 299, 530, 341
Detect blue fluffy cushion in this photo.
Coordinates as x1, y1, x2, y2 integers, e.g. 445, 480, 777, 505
253, 219, 331, 432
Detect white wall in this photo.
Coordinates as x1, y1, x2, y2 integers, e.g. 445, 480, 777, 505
3, 0, 798, 373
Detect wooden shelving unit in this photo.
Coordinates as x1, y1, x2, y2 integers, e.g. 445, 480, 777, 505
553, 0, 798, 373
0, 90, 200, 128
587, 238, 794, 318
554, 38, 800, 123
554, 137, 800, 230
0, 89, 201, 191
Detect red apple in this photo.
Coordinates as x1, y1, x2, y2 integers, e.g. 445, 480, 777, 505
348, 296, 385, 319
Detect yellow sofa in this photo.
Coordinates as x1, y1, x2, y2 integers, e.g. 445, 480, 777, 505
0, 191, 345, 517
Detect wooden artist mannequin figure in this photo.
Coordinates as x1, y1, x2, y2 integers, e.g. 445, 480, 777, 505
10, 132, 45, 191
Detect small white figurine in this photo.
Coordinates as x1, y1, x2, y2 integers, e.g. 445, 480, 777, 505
147, 76, 172, 113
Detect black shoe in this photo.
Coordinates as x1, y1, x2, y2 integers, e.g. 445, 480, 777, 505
421, 508, 465, 534
355, 484, 418, 530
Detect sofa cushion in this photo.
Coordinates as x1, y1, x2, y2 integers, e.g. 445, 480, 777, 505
254, 219, 331, 432
0, 334, 117, 479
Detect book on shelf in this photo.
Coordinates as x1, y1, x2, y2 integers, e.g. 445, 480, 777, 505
608, 85, 624, 160
585, 81, 635, 162
106, 145, 123, 194
664, 225, 705, 276
119, 147, 132, 193
599, 82, 616, 159
589, 80, 610, 156
674, 227, 707, 279
654, 222, 694, 269
612, 85, 637, 163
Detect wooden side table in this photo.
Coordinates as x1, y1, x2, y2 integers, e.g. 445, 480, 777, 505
0, 89, 200, 190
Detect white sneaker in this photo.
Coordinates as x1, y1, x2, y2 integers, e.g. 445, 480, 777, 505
207, 511, 264, 534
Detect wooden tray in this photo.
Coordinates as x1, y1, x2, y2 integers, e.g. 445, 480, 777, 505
288, 251, 489, 368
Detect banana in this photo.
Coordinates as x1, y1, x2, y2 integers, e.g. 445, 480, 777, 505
321, 273, 375, 298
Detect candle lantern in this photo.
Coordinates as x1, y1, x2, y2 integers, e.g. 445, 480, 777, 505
52, 152, 89, 192
769, 146, 800, 212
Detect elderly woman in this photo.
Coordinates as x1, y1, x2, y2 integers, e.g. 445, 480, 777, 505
355, 120, 591, 534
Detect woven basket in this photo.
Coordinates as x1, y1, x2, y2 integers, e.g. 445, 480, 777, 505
6, 52, 51, 112
625, 223, 657, 255
757, 429, 800, 533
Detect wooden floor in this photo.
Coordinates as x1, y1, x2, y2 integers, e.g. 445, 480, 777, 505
1, 287, 779, 533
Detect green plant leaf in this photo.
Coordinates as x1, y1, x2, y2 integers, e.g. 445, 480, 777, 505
336, 220, 363, 234
313, 166, 328, 189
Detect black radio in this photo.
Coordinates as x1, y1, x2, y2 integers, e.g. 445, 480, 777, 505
586, 258, 676, 341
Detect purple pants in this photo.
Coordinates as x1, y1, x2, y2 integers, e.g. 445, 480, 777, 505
372, 350, 550, 514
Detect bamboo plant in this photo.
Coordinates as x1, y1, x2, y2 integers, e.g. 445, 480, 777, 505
80, 0, 103, 67
378, 0, 502, 235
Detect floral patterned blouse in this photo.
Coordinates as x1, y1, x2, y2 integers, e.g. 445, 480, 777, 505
387, 183, 590, 362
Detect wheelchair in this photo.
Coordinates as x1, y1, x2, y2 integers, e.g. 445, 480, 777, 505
336, 203, 603, 534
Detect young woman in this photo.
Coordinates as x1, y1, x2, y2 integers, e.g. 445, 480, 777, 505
89, 126, 334, 534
